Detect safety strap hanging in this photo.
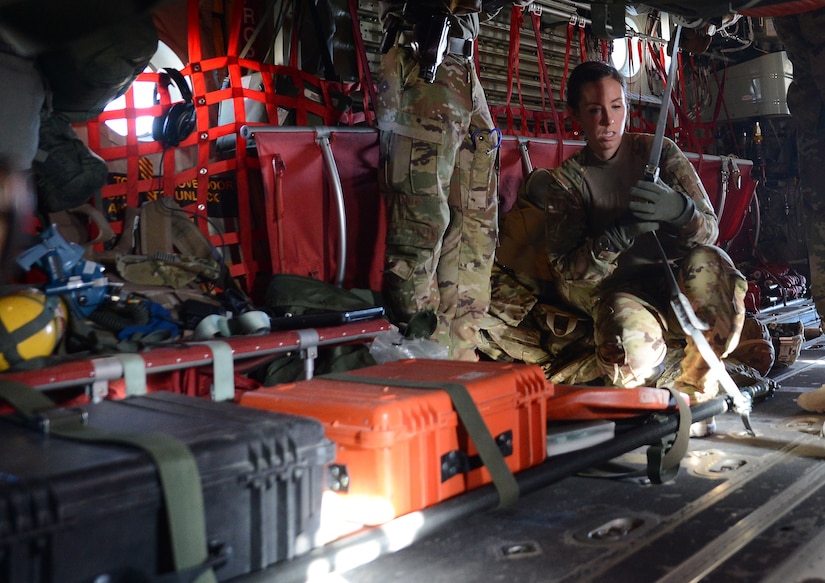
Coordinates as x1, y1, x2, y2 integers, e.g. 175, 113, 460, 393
644, 41, 704, 154
710, 61, 741, 158
495, 5, 571, 138
674, 49, 690, 150
348, 0, 377, 126
488, 5, 518, 134
629, 38, 655, 133
528, 6, 564, 159
529, 8, 551, 136
560, 16, 576, 102
504, 5, 530, 135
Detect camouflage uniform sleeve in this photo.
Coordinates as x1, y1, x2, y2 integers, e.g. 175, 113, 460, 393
545, 156, 618, 313
659, 138, 719, 245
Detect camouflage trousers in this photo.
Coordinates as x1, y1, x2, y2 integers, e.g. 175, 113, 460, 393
775, 12, 825, 324
376, 46, 499, 360
480, 246, 746, 403
593, 246, 746, 403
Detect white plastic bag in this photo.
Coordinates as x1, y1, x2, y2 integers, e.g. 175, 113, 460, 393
368, 330, 449, 364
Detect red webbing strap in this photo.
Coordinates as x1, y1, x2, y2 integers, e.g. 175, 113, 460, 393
686, 55, 716, 154
629, 38, 655, 133
348, 0, 376, 126
187, 0, 203, 63
646, 42, 676, 142
648, 44, 687, 153
530, 8, 563, 156
510, 6, 528, 134
217, 0, 257, 281
529, 10, 549, 136
182, 0, 257, 284
645, 43, 704, 159
689, 54, 700, 134
490, 6, 520, 134
675, 49, 688, 149
669, 51, 703, 157
81, 0, 370, 295
200, 2, 249, 279
625, 36, 642, 132
670, 51, 703, 156
578, 20, 587, 62
711, 61, 741, 158
600, 39, 609, 62
85, 81, 146, 215
560, 17, 576, 101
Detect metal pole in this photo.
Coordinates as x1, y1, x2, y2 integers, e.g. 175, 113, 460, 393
246, 397, 734, 583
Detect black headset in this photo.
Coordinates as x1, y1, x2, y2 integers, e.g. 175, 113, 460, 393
152, 68, 197, 148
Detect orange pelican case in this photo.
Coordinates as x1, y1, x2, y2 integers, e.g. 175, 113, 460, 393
240, 359, 552, 524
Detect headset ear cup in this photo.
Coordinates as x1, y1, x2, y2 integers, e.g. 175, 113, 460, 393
161, 102, 196, 147
152, 111, 166, 143
153, 68, 196, 148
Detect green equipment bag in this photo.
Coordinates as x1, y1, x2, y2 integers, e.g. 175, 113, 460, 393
259, 274, 384, 385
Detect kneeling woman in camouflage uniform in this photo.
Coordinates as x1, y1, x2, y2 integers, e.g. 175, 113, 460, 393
494, 61, 747, 410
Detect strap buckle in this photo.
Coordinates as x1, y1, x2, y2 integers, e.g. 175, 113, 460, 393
31, 406, 89, 434
447, 37, 474, 59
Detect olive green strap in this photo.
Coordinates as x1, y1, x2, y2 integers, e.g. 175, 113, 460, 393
646, 386, 692, 484
323, 373, 520, 507
0, 381, 216, 583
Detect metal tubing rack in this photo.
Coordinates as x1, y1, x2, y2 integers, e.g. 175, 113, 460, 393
0, 318, 391, 402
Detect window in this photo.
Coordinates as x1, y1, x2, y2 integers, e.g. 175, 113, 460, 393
102, 40, 187, 139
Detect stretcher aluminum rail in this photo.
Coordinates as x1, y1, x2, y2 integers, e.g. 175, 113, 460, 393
0, 318, 391, 402
247, 379, 775, 583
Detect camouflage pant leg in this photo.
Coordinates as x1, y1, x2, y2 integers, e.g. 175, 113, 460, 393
593, 292, 667, 388
477, 264, 548, 364
673, 245, 747, 403
0, 52, 44, 272
376, 48, 496, 360
0, 52, 44, 173
376, 47, 452, 322
433, 67, 498, 360
775, 12, 825, 322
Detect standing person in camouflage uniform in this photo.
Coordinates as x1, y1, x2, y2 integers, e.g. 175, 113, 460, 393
540, 61, 747, 417
774, 8, 825, 413
375, 1, 531, 360
774, 10, 825, 327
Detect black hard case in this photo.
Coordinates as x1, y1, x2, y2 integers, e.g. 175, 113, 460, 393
0, 391, 335, 582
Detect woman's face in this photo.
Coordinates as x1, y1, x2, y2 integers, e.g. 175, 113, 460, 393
569, 77, 627, 161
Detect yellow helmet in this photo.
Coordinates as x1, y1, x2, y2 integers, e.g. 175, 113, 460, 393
0, 289, 67, 372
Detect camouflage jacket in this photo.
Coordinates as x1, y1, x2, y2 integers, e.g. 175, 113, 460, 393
545, 133, 719, 313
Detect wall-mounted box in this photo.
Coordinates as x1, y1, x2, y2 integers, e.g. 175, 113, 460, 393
705, 51, 792, 121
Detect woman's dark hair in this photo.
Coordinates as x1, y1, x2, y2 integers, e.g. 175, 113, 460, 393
566, 61, 626, 110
